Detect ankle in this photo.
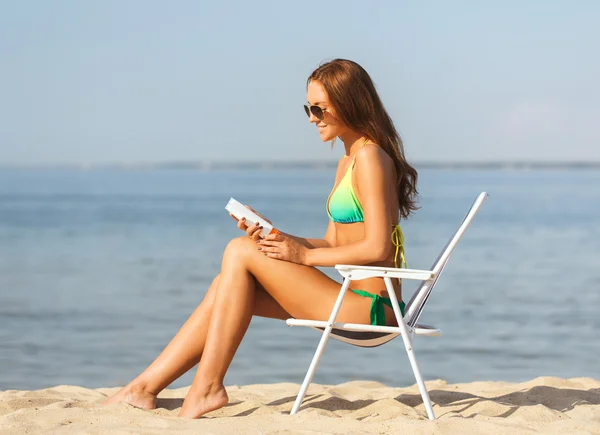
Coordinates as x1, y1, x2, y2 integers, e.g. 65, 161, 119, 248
191, 379, 225, 397
127, 379, 156, 397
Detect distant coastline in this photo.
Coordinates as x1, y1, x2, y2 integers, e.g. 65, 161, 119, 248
1, 160, 600, 171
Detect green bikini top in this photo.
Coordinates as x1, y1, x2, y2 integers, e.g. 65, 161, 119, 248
327, 155, 365, 224
326, 142, 407, 269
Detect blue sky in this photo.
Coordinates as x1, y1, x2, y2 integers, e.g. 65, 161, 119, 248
1, 1, 598, 165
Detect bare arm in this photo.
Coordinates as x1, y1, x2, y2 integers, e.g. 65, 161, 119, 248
281, 220, 336, 248
304, 146, 394, 267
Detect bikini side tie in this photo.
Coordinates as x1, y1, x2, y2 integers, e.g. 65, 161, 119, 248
391, 224, 407, 269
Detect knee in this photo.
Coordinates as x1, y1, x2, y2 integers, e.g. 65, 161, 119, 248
224, 236, 256, 263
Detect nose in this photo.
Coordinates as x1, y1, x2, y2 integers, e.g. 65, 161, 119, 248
308, 111, 319, 124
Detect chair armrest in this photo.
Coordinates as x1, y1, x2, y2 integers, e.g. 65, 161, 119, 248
335, 264, 435, 281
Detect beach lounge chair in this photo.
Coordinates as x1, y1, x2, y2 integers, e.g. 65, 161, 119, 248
286, 192, 489, 420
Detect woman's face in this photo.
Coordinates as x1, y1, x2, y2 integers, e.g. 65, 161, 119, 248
306, 80, 348, 142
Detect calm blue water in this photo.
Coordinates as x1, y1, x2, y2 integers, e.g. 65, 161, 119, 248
1, 168, 599, 391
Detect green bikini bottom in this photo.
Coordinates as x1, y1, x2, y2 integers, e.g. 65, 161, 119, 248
351, 289, 406, 326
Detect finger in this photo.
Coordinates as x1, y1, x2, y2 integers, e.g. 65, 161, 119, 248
230, 213, 239, 222
250, 226, 263, 241
263, 251, 283, 260
237, 217, 248, 230
264, 233, 283, 242
257, 239, 280, 247
246, 221, 261, 237
258, 245, 278, 253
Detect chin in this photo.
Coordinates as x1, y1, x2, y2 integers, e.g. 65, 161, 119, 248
319, 132, 336, 142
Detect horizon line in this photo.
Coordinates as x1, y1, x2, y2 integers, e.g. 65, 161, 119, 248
1, 159, 600, 170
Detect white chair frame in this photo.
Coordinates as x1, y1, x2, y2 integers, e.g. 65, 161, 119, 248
286, 192, 489, 420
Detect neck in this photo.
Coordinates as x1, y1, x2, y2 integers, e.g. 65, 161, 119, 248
339, 131, 367, 157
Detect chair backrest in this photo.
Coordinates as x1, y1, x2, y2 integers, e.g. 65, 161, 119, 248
404, 192, 489, 327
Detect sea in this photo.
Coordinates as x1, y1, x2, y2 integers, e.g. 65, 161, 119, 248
1, 167, 599, 391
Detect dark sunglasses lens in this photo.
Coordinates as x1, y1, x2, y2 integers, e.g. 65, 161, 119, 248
304, 105, 325, 120
310, 105, 324, 120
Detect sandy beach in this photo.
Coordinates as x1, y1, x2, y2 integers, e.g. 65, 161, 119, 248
1, 376, 599, 434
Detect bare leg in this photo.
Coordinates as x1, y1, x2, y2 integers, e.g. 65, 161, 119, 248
179, 244, 255, 417
179, 236, 371, 418
102, 273, 289, 409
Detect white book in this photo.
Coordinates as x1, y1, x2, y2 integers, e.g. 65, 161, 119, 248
225, 197, 278, 238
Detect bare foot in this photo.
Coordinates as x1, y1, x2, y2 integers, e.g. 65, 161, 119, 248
101, 383, 157, 410
179, 385, 229, 419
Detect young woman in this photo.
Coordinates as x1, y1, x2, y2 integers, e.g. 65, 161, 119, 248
102, 58, 418, 418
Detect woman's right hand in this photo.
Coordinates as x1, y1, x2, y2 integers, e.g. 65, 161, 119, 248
230, 205, 272, 241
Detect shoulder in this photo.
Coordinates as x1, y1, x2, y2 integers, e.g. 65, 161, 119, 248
354, 144, 395, 176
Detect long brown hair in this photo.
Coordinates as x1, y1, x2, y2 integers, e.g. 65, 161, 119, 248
307, 59, 418, 218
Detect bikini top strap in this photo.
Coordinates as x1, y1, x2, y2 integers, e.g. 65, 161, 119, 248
342, 138, 370, 161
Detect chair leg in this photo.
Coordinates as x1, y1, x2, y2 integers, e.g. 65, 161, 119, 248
401, 334, 436, 420
384, 277, 436, 420
290, 278, 352, 415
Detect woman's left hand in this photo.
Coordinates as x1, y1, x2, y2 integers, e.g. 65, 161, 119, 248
258, 233, 308, 265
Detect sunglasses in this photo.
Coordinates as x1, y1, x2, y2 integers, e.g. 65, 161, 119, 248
303, 104, 328, 120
